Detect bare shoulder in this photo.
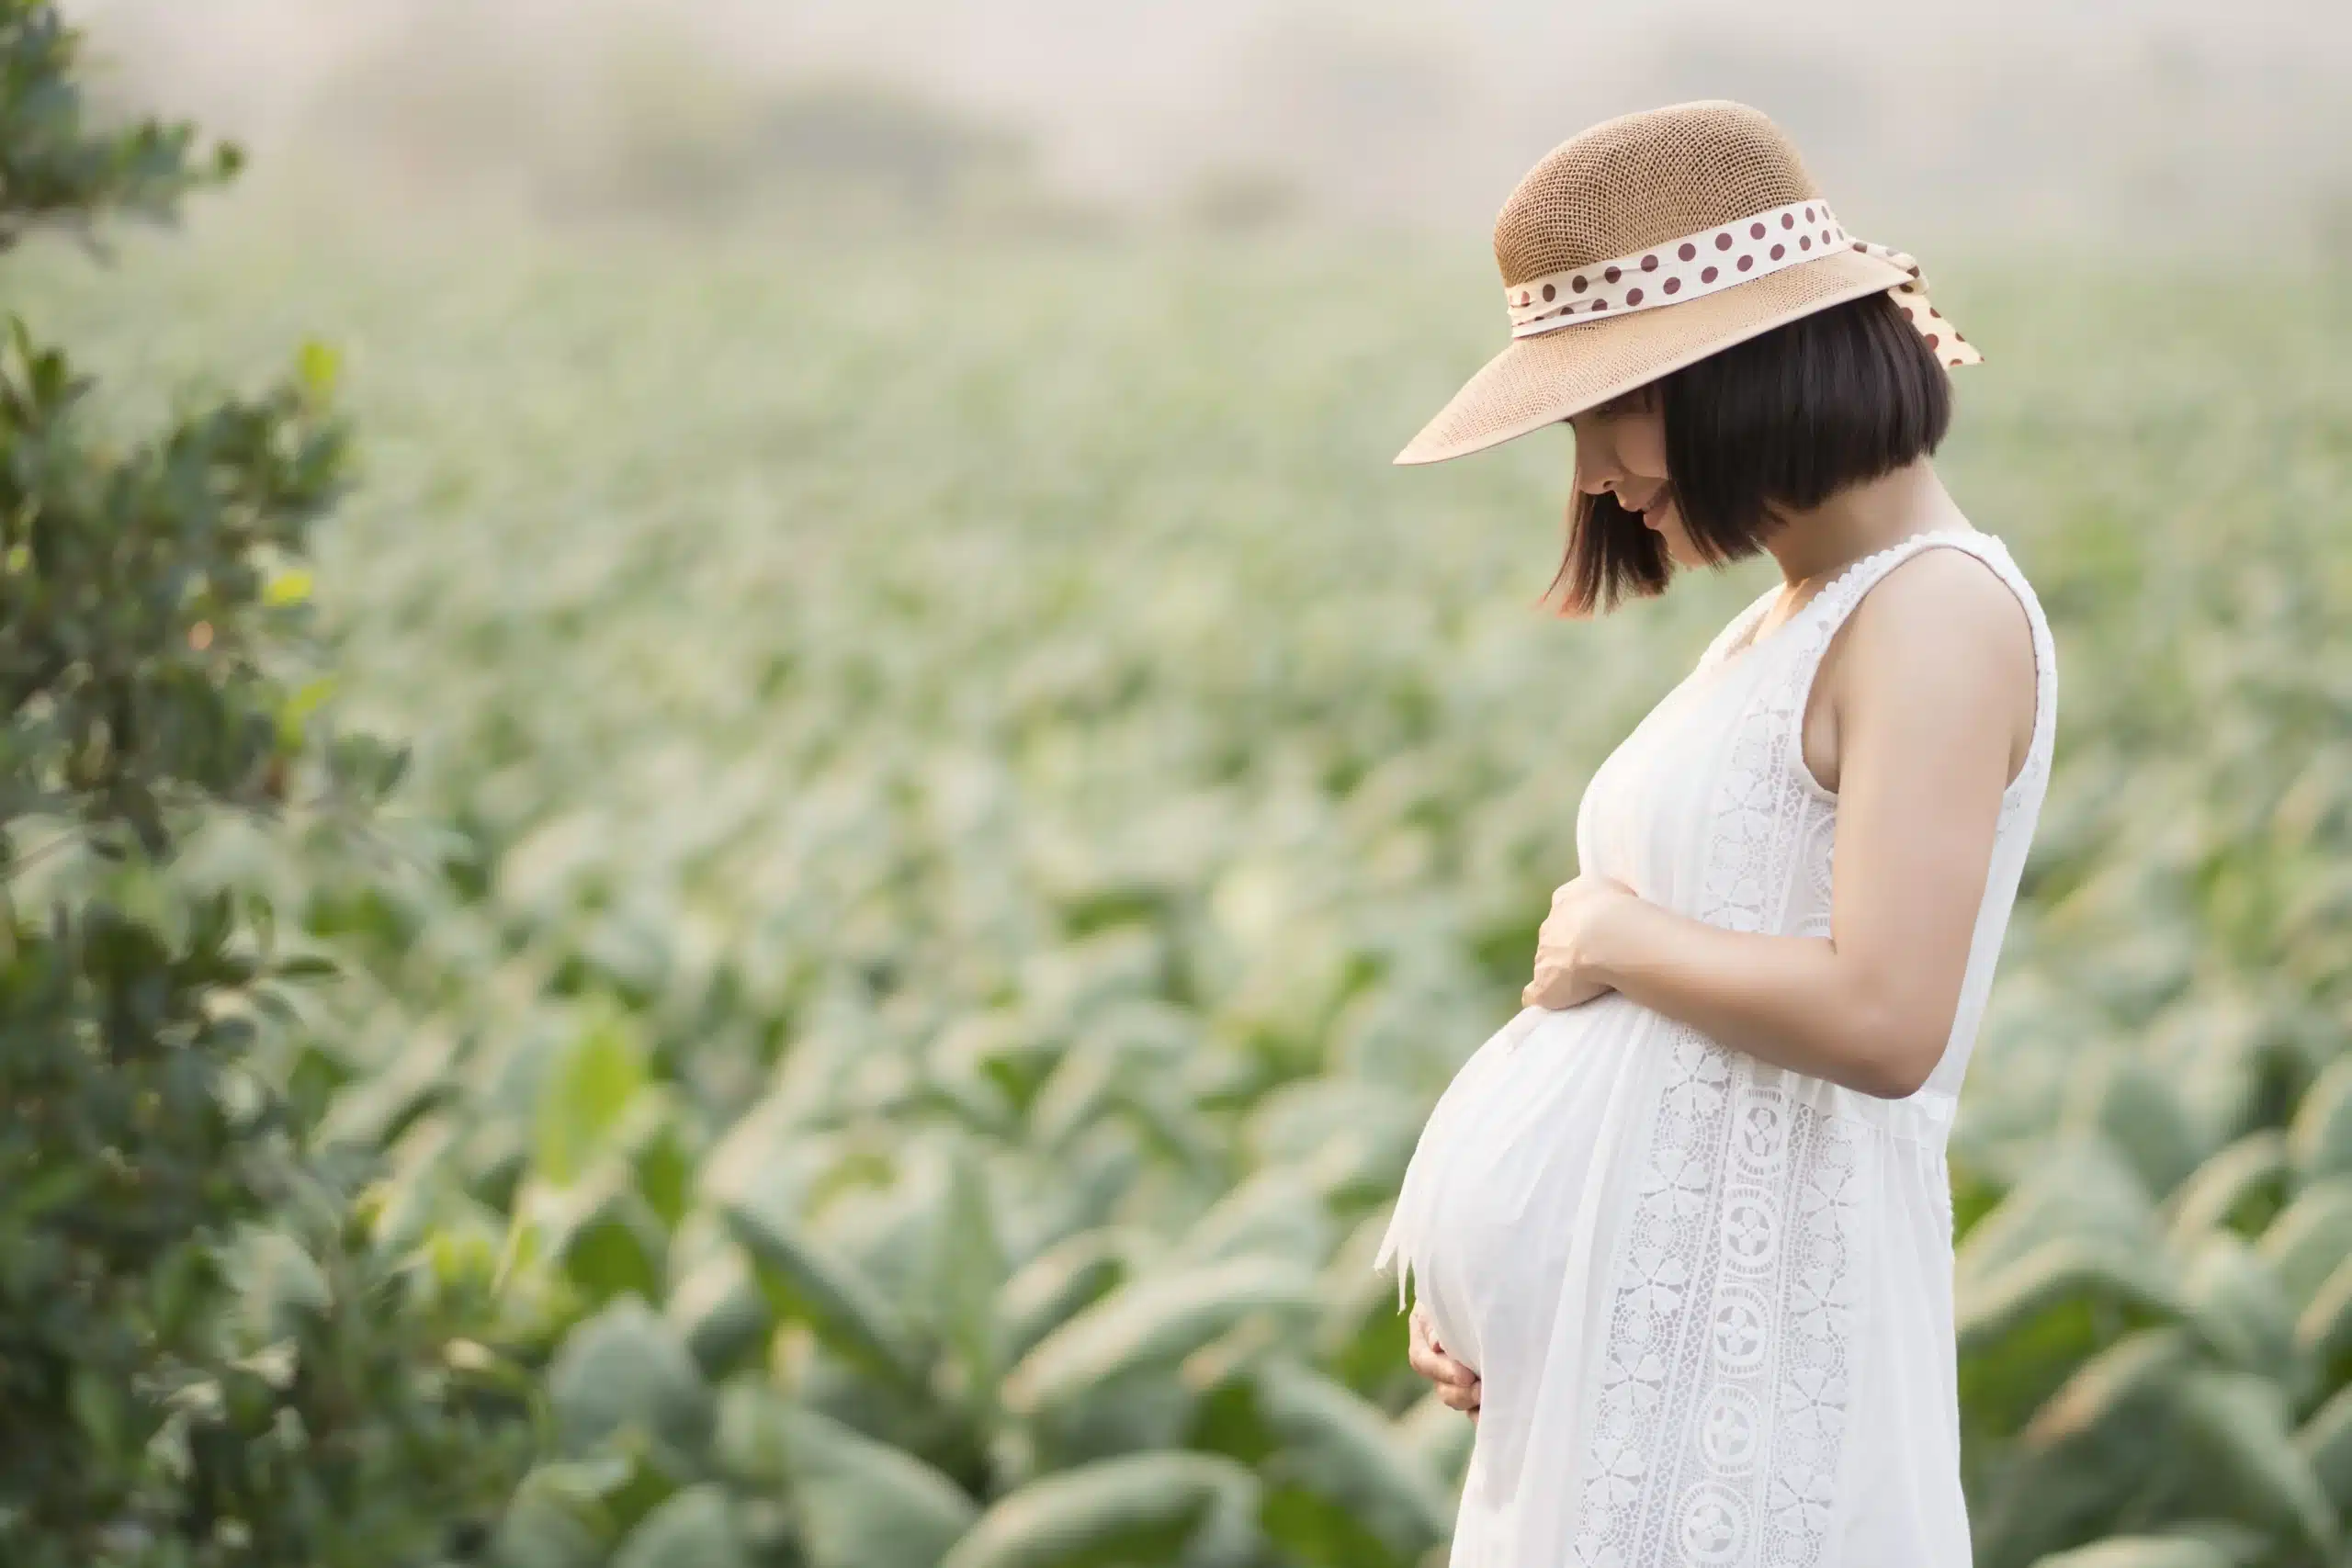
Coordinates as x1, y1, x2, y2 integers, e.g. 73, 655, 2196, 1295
1831, 538, 2038, 774
1841, 538, 2035, 678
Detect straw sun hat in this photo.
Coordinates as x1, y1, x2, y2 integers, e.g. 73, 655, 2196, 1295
1397, 99, 1979, 465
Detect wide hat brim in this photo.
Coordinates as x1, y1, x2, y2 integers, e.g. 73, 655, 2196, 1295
1396, 246, 1916, 466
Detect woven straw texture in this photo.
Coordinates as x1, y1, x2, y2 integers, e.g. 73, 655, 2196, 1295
1398, 100, 1934, 466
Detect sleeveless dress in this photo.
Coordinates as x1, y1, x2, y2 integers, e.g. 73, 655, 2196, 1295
1374, 528, 2058, 1568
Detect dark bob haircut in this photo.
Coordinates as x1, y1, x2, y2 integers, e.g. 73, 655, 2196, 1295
1549, 290, 1952, 616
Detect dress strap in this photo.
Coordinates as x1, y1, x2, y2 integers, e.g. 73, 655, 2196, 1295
1793, 526, 1996, 649
1782, 527, 2056, 801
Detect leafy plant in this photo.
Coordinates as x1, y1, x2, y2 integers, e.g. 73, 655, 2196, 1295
8, 114, 2352, 1567
0, 6, 527, 1563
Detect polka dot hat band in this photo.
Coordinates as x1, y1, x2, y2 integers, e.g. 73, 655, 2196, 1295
1505, 197, 1980, 368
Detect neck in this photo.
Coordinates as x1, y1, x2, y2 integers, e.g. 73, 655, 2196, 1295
1762, 458, 1966, 589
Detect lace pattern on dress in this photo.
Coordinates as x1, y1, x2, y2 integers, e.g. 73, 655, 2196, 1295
1567, 534, 1997, 1568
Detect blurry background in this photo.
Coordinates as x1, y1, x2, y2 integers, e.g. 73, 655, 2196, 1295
14, 3, 2352, 1567
65, 0, 2352, 249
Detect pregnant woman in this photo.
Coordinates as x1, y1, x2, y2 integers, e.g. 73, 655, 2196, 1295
1374, 102, 2055, 1567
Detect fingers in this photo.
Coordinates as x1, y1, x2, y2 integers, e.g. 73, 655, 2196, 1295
1408, 1329, 1474, 1388
1407, 1306, 1479, 1392
1407, 1307, 1484, 1421
1525, 964, 1577, 1009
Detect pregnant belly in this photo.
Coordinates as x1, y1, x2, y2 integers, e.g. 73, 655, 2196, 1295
1385, 992, 1665, 1384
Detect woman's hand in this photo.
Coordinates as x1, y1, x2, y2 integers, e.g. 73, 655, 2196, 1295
1523, 874, 1636, 1010
1407, 1303, 1480, 1420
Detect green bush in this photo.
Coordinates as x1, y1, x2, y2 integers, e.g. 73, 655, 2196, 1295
0, 6, 527, 1563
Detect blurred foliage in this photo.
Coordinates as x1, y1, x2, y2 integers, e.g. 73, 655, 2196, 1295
8, 122, 2352, 1568
0, 5, 528, 1564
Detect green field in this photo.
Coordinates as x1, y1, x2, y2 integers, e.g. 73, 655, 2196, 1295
13, 220, 2352, 1568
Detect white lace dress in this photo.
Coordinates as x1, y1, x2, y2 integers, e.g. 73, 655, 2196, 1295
1376, 529, 2057, 1568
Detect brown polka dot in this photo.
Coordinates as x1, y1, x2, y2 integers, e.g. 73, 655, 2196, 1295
1701, 265, 1719, 283
1679, 242, 1698, 261
1782, 213, 1795, 229
1737, 254, 1753, 272
1663, 276, 1681, 294
1518, 291, 1531, 305
1908, 264, 1922, 277
1625, 287, 1644, 305
1770, 243, 1785, 260
1799, 236, 1811, 251
1925, 333, 1939, 349
1928, 306, 1940, 318
1902, 305, 1916, 320
1804, 206, 1815, 221
1749, 221, 1767, 238
1716, 231, 1734, 250
1820, 229, 1832, 243
1591, 299, 1608, 310
1851, 241, 1867, 252
1543, 283, 1556, 300
1573, 275, 1588, 293
1642, 254, 1658, 272
1604, 265, 1622, 283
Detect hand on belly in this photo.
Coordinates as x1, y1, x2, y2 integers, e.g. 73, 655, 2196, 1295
1408, 1302, 1482, 1421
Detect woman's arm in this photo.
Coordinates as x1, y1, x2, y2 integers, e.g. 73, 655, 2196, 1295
1526, 549, 2037, 1100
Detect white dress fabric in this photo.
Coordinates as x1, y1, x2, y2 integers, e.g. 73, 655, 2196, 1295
1375, 529, 2058, 1568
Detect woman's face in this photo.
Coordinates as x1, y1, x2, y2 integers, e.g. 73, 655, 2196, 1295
1567, 394, 1700, 566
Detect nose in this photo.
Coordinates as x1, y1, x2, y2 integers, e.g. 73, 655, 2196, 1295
1574, 462, 1621, 498
1569, 428, 1619, 497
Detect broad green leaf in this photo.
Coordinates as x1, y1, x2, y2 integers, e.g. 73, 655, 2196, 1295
1958, 1139, 2162, 1286
2286, 1055, 2352, 1183
2020, 1327, 2196, 1450
765, 1401, 978, 1568
1170, 1168, 1329, 1268
999, 1228, 1133, 1365
2165, 1131, 2290, 1243
1003, 1255, 1320, 1416
935, 1137, 1008, 1404
664, 1249, 772, 1379
939, 1450, 1257, 1568
2297, 1382, 2352, 1512
2026, 1536, 2232, 1568
315, 1027, 459, 1152
536, 1004, 650, 1185
1977, 1330, 2199, 1568
2255, 1179, 2352, 1310
2064, 1054, 2208, 1200
491, 1462, 622, 1568
1957, 1237, 2185, 1357
514, 1164, 669, 1307
1250, 1359, 1451, 1560
546, 1297, 714, 1476
1029, 1048, 1122, 1151
2294, 1251, 2352, 1391
2177, 1233, 2302, 1393
722, 1194, 928, 1389
611, 1484, 746, 1568
2166, 1370, 2338, 1557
